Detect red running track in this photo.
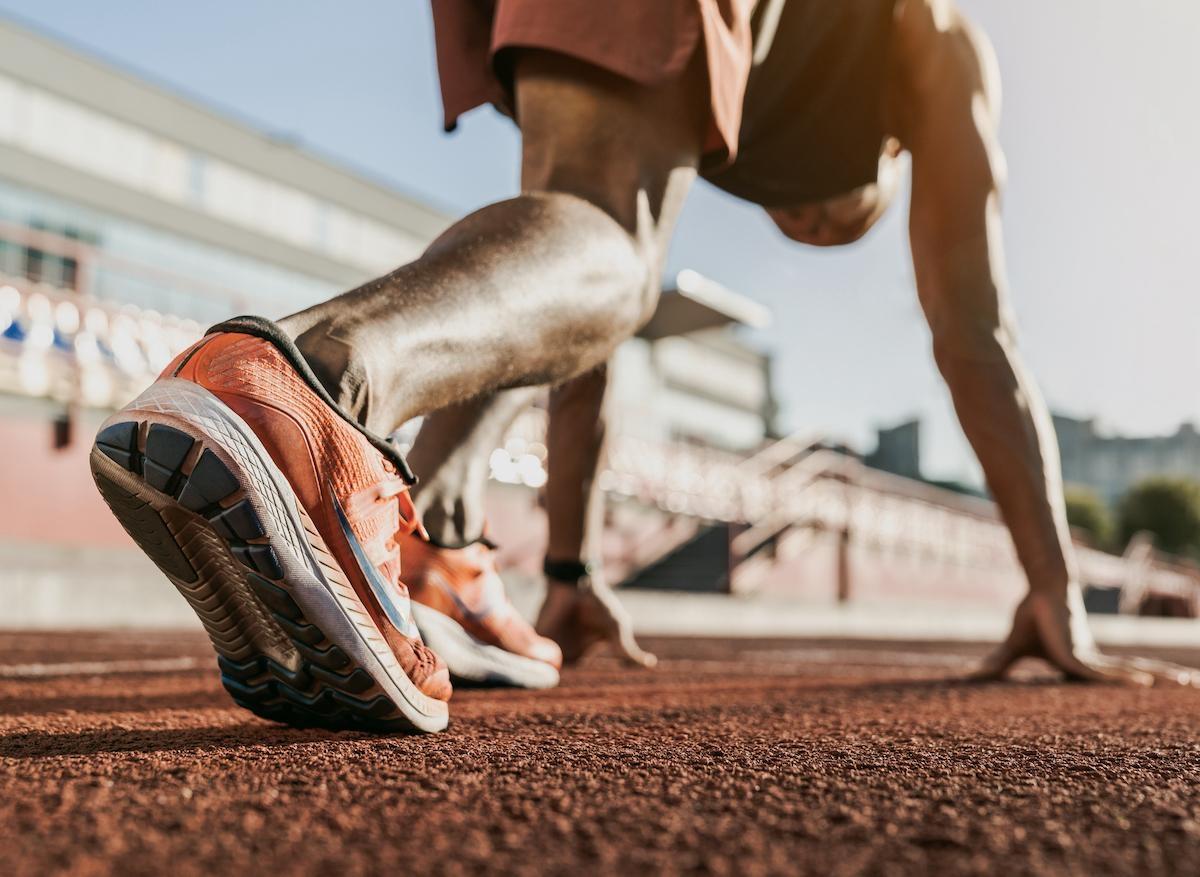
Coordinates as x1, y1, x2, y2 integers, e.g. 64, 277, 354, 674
2, 631, 1199, 876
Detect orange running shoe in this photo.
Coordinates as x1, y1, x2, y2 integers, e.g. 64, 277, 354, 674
400, 531, 562, 689
89, 316, 450, 732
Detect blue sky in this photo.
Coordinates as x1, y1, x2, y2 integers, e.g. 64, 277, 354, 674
2, 1, 1197, 483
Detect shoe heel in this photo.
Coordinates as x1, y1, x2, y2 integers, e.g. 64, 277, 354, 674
90, 409, 446, 732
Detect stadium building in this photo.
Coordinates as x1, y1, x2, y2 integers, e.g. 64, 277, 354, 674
0, 16, 446, 571
0, 17, 782, 624
3, 16, 1195, 631
1054, 414, 1200, 505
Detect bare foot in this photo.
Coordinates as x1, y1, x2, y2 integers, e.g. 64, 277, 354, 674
535, 574, 657, 668
971, 585, 1200, 687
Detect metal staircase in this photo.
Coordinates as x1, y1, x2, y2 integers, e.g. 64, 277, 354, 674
601, 427, 1200, 613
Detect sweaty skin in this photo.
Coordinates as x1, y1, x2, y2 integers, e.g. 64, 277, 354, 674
278, 52, 706, 667
281, 52, 706, 433
403, 0, 1200, 685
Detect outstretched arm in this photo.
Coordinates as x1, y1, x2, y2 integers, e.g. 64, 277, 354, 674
536, 364, 657, 667
901, 2, 1194, 685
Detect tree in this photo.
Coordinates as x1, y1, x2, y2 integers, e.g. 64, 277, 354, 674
1116, 477, 1200, 558
1064, 486, 1111, 548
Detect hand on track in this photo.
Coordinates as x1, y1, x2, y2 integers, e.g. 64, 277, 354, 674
971, 586, 1200, 687
535, 575, 657, 669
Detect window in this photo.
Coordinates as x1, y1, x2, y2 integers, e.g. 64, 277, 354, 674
0, 73, 426, 275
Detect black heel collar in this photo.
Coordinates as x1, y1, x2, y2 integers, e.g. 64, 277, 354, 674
207, 315, 418, 486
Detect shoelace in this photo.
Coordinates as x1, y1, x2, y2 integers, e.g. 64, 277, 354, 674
382, 438, 427, 553
444, 541, 517, 622
377, 475, 422, 548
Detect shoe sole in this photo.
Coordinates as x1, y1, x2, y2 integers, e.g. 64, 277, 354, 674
89, 378, 449, 733
410, 603, 559, 690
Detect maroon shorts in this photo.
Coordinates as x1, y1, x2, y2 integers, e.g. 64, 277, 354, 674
431, 0, 755, 162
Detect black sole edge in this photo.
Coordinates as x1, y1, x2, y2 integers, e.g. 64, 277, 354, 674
92, 419, 421, 733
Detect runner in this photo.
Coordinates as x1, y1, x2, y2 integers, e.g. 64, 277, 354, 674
89, 0, 1196, 733
406, 0, 1200, 689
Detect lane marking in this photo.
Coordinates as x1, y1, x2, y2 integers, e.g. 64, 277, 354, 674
671, 648, 973, 671
0, 657, 202, 679
743, 647, 973, 667
0, 648, 976, 679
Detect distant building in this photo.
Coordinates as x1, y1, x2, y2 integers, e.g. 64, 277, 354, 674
865, 418, 921, 481
0, 16, 451, 554
0, 17, 445, 328
0, 18, 778, 564
614, 270, 777, 454
1054, 414, 1200, 504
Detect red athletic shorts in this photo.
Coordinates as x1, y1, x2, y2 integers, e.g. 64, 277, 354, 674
430, 0, 755, 163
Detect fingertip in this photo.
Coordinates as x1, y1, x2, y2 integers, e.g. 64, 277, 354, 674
967, 652, 1012, 683
1156, 669, 1197, 688
1168, 667, 1200, 688
1126, 670, 1155, 688
620, 646, 656, 669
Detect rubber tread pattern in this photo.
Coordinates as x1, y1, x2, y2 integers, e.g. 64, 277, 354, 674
91, 419, 419, 731
94, 472, 198, 584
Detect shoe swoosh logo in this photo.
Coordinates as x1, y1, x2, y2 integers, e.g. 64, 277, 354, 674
330, 489, 418, 639
426, 568, 494, 626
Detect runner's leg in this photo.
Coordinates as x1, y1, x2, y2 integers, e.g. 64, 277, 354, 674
279, 53, 706, 435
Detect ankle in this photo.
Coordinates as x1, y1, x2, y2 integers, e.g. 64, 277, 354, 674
414, 494, 486, 548
290, 321, 372, 424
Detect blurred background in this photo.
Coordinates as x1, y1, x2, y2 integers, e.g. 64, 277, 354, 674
0, 2, 1197, 637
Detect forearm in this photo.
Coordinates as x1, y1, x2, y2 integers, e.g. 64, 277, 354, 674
536, 362, 655, 667
935, 333, 1076, 594
902, 7, 1074, 596
545, 364, 610, 568
407, 387, 541, 546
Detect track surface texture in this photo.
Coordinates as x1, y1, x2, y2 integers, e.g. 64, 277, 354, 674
3, 631, 1200, 876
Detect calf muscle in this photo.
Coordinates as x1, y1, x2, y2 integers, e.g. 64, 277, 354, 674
280, 52, 705, 435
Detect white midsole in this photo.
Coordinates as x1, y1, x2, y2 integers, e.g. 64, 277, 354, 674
109, 378, 448, 731
411, 602, 559, 690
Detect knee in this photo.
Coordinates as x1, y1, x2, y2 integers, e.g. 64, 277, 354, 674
609, 235, 660, 336
524, 190, 657, 334
623, 234, 662, 331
